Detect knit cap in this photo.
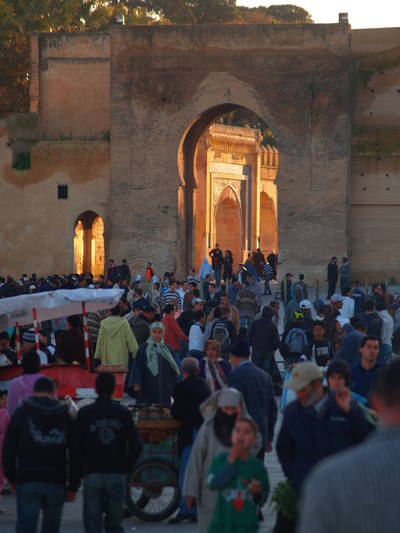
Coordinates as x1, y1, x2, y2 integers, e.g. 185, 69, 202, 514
326, 359, 350, 386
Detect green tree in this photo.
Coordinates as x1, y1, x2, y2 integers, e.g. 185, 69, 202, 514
0, 0, 29, 115
265, 4, 313, 24
150, 0, 236, 24
149, 0, 195, 24
235, 6, 273, 23
189, 0, 237, 23
218, 108, 276, 147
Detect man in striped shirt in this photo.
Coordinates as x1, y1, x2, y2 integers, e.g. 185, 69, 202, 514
298, 359, 400, 533
162, 280, 182, 311
263, 262, 273, 295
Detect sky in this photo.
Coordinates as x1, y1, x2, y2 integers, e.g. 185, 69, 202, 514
238, 0, 400, 29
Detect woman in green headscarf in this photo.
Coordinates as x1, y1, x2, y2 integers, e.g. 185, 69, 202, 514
127, 322, 180, 406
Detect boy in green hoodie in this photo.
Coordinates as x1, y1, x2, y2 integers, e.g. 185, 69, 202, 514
207, 418, 269, 532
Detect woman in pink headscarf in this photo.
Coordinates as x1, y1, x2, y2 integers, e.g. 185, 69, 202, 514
7, 350, 43, 416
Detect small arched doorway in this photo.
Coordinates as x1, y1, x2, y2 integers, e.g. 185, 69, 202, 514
74, 211, 104, 277
260, 192, 278, 255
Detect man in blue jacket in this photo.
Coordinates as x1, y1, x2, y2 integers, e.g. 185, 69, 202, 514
276, 362, 372, 493
228, 337, 277, 461
334, 317, 366, 368
350, 335, 383, 401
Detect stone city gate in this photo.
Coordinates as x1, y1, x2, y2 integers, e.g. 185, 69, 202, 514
110, 23, 352, 278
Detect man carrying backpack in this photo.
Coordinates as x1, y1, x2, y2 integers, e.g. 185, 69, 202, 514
280, 313, 312, 365
210, 306, 236, 361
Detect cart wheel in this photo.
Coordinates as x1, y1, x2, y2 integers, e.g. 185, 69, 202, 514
127, 457, 179, 522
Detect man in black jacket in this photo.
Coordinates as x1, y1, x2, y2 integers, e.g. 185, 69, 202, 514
2, 376, 79, 533
248, 306, 280, 377
119, 259, 131, 283
177, 296, 204, 337
170, 357, 210, 523
76, 372, 142, 533
205, 283, 220, 316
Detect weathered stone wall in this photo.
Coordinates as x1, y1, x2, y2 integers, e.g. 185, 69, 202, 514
7, 24, 400, 283
31, 33, 110, 140
110, 23, 352, 280
350, 28, 400, 282
0, 120, 110, 277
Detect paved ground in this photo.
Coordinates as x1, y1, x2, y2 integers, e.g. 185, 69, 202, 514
3, 282, 397, 531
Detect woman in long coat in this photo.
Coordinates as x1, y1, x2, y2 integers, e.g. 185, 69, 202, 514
126, 322, 180, 406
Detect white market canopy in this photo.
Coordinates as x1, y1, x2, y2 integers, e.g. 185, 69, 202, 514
0, 288, 124, 330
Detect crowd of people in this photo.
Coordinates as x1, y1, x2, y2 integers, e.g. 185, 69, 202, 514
1, 247, 400, 532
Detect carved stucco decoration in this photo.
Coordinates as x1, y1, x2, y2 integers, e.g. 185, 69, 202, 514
213, 178, 242, 211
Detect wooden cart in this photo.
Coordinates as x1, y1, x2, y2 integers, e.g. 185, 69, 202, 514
126, 405, 181, 522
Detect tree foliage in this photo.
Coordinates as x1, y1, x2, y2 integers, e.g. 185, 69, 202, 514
237, 4, 312, 24
218, 109, 276, 147
0, 1, 29, 116
264, 4, 313, 24
236, 6, 274, 23
0, 1, 313, 117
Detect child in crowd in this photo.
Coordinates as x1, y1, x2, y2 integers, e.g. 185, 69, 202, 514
308, 320, 333, 367
207, 418, 269, 532
0, 390, 10, 513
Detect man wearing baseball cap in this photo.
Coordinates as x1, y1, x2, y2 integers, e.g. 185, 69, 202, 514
276, 362, 373, 497
177, 297, 204, 337
299, 300, 313, 332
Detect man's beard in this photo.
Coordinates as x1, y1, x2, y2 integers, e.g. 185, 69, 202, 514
303, 389, 323, 407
